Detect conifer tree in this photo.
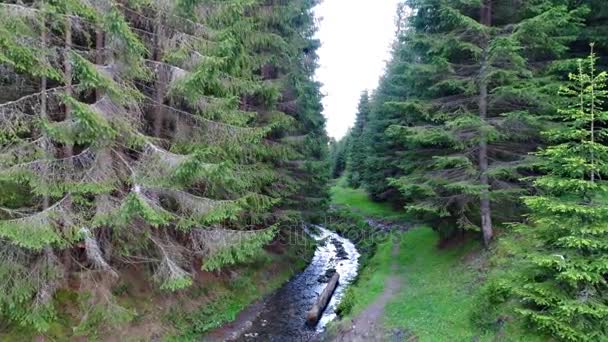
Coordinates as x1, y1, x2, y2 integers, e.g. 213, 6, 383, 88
514, 48, 608, 341
385, 0, 585, 243
329, 134, 349, 179
359, 36, 414, 203
347, 91, 370, 188
0, 0, 327, 331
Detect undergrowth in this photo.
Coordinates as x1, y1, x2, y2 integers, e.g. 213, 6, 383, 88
471, 229, 548, 342
166, 228, 316, 341
0, 229, 315, 341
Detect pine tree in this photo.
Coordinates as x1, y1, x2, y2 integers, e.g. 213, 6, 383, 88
514, 48, 608, 341
347, 91, 370, 188
386, 0, 585, 243
359, 34, 414, 204
0, 0, 327, 331
329, 135, 349, 179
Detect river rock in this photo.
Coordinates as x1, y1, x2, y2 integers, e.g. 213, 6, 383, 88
318, 267, 336, 283
332, 238, 349, 260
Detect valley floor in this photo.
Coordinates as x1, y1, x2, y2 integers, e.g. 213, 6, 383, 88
327, 180, 542, 342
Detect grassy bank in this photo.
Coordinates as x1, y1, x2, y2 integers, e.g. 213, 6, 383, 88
0, 229, 315, 341
385, 227, 482, 340
330, 178, 408, 220
329, 180, 543, 341
327, 180, 403, 322
166, 236, 314, 341
384, 228, 546, 341
335, 235, 395, 317
331, 225, 487, 340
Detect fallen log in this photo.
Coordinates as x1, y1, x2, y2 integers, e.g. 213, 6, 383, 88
307, 272, 340, 326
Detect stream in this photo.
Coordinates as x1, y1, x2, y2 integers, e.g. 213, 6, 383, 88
233, 226, 360, 341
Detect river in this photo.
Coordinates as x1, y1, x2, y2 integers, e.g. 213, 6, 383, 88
228, 226, 360, 341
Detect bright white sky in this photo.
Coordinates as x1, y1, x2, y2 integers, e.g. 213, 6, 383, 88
314, 0, 401, 139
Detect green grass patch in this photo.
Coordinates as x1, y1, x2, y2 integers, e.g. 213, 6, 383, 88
333, 227, 485, 340
333, 226, 540, 341
330, 178, 407, 220
384, 227, 483, 341
383, 227, 543, 341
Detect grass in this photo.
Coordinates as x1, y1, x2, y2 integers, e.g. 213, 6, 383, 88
337, 237, 395, 316
329, 182, 545, 341
324, 234, 395, 340
330, 178, 408, 220
332, 227, 485, 340
384, 227, 484, 341
336, 225, 544, 341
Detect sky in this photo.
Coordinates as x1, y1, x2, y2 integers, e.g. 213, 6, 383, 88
314, 0, 401, 139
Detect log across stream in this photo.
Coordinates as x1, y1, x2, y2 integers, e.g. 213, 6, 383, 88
224, 226, 360, 341
307, 272, 340, 326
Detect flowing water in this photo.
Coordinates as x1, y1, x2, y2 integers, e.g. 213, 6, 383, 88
235, 226, 360, 341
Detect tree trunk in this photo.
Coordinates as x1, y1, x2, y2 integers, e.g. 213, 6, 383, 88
94, 26, 112, 260
38, 23, 57, 342
479, 0, 493, 247
153, 13, 165, 138
41, 17, 49, 210
62, 16, 73, 273
64, 17, 73, 158
306, 272, 340, 325
95, 28, 104, 101
589, 44, 596, 183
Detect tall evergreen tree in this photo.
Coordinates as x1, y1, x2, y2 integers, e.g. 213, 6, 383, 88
0, 0, 327, 331
386, 0, 585, 243
329, 134, 349, 179
360, 36, 413, 204
347, 91, 370, 188
514, 49, 608, 341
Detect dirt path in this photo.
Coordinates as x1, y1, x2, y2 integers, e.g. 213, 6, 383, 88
332, 241, 402, 342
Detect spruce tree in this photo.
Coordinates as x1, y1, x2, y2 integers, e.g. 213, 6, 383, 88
0, 0, 327, 332
329, 135, 349, 179
347, 91, 370, 188
515, 48, 608, 341
360, 34, 414, 203
386, 0, 585, 243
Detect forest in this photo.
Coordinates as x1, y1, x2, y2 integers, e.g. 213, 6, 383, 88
0, 0, 328, 339
331, 0, 608, 341
1, 0, 608, 341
